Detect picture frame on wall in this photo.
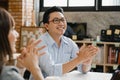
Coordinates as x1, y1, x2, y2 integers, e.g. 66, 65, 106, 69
20, 27, 46, 47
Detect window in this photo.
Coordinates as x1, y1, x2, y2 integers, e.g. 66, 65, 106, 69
98, 0, 120, 11
69, 0, 94, 7
40, 0, 96, 11
44, 0, 67, 7
43, 0, 95, 7
40, 0, 120, 11
102, 0, 120, 6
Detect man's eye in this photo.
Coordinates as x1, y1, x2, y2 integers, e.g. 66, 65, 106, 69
61, 18, 65, 21
54, 19, 59, 22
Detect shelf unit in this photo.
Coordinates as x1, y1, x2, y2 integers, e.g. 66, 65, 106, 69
74, 40, 120, 73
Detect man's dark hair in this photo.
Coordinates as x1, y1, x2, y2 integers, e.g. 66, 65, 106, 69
42, 6, 64, 24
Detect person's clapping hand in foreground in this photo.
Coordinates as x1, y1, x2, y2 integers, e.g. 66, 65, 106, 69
18, 39, 46, 80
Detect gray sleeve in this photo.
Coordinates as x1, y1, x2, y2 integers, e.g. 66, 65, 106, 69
1, 67, 24, 80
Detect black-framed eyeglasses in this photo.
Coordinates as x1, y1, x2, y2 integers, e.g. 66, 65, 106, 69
49, 18, 66, 24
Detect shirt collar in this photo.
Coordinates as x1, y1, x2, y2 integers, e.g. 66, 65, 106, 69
46, 32, 55, 46
46, 32, 69, 46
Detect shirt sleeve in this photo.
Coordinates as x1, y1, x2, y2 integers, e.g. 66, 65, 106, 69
77, 64, 83, 72
1, 67, 24, 80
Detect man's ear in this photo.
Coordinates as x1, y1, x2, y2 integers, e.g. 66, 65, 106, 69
44, 23, 49, 30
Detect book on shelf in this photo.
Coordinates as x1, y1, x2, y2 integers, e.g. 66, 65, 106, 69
115, 47, 119, 63
117, 49, 120, 64
108, 46, 120, 64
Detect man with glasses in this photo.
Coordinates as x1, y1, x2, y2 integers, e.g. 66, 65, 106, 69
30, 6, 99, 79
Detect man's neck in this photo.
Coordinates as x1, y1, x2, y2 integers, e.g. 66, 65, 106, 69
49, 33, 62, 47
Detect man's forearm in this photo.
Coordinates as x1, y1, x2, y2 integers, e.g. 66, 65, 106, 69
62, 56, 83, 74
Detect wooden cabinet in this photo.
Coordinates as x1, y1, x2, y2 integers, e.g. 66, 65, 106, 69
74, 40, 120, 73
